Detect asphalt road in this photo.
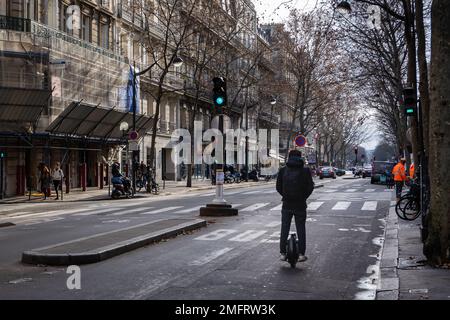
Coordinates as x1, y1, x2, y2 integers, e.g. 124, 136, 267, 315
0, 177, 393, 300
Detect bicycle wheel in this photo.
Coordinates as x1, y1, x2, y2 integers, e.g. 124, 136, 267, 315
395, 195, 414, 220
403, 198, 421, 221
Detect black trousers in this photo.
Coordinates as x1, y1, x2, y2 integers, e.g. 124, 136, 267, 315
53, 180, 61, 198
280, 208, 307, 255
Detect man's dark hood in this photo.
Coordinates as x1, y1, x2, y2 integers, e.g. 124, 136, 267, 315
286, 156, 305, 168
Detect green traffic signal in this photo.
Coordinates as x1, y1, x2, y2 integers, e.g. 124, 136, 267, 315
0, 151, 5, 158
212, 77, 227, 108
215, 96, 225, 106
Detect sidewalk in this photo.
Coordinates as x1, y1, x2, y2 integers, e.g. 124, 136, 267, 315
376, 199, 450, 300
1, 177, 330, 205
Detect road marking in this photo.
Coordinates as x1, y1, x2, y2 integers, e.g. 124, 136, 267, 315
229, 230, 267, 242
241, 190, 263, 195
174, 206, 203, 214
270, 204, 282, 211
307, 201, 324, 211
361, 201, 378, 211
322, 189, 335, 193
265, 221, 281, 227
364, 189, 376, 192
231, 204, 242, 208
332, 201, 351, 210
198, 192, 216, 197
260, 231, 280, 243
24, 217, 65, 225
140, 206, 184, 215
241, 203, 270, 211
345, 189, 357, 192
194, 229, 237, 241
74, 208, 121, 216
111, 207, 154, 215
262, 189, 277, 194
189, 248, 233, 266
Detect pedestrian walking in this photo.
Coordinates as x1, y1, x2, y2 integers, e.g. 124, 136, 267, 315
392, 157, 407, 202
40, 166, 51, 200
52, 162, 64, 200
276, 150, 314, 263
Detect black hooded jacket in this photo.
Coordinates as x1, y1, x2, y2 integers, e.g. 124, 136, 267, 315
276, 156, 314, 210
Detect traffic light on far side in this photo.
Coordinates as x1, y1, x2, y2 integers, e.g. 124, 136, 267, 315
0, 151, 6, 158
212, 77, 227, 109
403, 87, 416, 117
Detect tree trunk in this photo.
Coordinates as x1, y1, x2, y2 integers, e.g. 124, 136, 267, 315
415, 0, 431, 153
423, 0, 450, 265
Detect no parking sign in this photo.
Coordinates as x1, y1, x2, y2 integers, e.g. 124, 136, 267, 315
293, 134, 307, 148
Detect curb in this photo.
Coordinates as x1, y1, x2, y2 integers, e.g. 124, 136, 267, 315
22, 218, 207, 266
376, 201, 400, 300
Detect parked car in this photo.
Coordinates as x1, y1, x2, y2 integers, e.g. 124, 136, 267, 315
319, 166, 336, 179
334, 168, 346, 176
362, 165, 373, 178
371, 161, 397, 184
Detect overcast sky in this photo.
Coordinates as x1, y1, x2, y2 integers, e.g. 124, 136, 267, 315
254, 0, 318, 23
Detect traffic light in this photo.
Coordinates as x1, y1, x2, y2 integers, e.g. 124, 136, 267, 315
403, 87, 416, 117
212, 77, 227, 109
0, 151, 6, 158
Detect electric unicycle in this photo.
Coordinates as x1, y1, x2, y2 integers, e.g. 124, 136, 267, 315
286, 233, 300, 268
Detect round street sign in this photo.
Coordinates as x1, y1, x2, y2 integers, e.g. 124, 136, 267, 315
129, 130, 139, 141
294, 134, 307, 148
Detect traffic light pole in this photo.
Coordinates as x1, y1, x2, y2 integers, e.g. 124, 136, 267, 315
200, 77, 237, 216
0, 157, 3, 200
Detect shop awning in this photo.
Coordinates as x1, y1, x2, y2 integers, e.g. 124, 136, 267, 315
46, 101, 154, 141
0, 87, 51, 123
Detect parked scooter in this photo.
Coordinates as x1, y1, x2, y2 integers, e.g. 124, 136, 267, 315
248, 169, 259, 182
111, 163, 133, 199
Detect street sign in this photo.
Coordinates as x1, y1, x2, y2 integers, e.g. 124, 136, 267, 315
129, 130, 139, 141
293, 134, 307, 148
216, 170, 224, 185
129, 141, 139, 151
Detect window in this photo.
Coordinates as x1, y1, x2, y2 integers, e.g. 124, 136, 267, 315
82, 14, 91, 42
99, 20, 110, 49
59, 3, 68, 32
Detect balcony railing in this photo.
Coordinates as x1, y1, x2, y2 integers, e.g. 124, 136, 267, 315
0, 15, 31, 32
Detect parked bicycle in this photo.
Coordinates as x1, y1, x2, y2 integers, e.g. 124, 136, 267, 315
395, 179, 429, 221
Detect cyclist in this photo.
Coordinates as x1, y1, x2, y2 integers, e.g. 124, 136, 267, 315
392, 157, 407, 202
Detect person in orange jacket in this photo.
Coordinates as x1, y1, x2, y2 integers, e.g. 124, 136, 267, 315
392, 158, 407, 202
409, 163, 415, 179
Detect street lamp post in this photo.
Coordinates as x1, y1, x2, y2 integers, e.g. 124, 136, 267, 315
131, 56, 183, 195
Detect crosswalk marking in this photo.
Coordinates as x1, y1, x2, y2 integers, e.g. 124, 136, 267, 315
362, 201, 378, 211
74, 208, 119, 216
332, 201, 351, 210
260, 231, 280, 243
174, 206, 203, 214
24, 217, 65, 226
111, 207, 154, 216
189, 248, 233, 266
364, 189, 376, 192
262, 189, 277, 194
345, 189, 357, 192
194, 229, 237, 241
241, 203, 270, 211
265, 221, 281, 227
229, 230, 267, 242
270, 204, 282, 211
241, 190, 263, 195
140, 206, 183, 215
308, 201, 324, 211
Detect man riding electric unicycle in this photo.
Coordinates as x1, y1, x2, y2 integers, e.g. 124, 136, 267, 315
276, 150, 314, 268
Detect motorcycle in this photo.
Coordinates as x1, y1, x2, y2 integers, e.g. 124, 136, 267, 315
248, 169, 259, 182
111, 176, 133, 199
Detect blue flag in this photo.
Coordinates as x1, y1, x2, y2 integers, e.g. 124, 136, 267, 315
126, 65, 139, 113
